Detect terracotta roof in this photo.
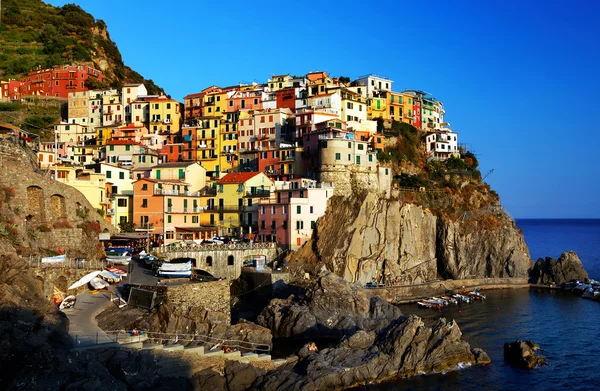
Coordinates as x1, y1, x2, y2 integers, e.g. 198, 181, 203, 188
217, 172, 261, 184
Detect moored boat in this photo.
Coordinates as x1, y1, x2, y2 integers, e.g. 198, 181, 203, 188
156, 261, 192, 278
41, 254, 66, 264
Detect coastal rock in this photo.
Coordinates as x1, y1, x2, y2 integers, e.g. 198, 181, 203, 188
436, 213, 531, 279
256, 272, 402, 339
504, 340, 546, 369
530, 251, 589, 285
253, 315, 483, 390
289, 192, 532, 285
472, 348, 492, 365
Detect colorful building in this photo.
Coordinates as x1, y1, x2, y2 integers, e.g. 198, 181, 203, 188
148, 96, 181, 134
257, 179, 334, 249
19, 65, 103, 98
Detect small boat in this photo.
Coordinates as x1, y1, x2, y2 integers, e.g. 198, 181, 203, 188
468, 290, 486, 300
106, 255, 131, 266
41, 254, 66, 264
99, 270, 121, 283
89, 277, 109, 290
59, 295, 76, 310
107, 266, 128, 277
68, 271, 101, 290
157, 261, 192, 278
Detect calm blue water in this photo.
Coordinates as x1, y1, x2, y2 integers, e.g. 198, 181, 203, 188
362, 219, 600, 391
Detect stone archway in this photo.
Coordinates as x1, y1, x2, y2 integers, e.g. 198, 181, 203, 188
50, 194, 67, 220
27, 185, 45, 222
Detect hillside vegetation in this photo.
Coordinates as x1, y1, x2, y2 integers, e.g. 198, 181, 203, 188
0, 0, 165, 135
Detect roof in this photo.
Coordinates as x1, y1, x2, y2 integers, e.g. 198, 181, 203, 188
217, 172, 262, 184
306, 71, 328, 81
123, 83, 144, 87
134, 177, 191, 185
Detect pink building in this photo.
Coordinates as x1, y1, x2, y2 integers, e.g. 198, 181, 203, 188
257, 179, 334, 249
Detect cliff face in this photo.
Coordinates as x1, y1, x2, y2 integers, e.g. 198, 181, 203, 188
292, 192, 532, 285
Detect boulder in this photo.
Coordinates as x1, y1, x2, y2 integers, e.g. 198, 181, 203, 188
253, 315, 485, 390
530, 251, 588, 285
503, 340, 546, 369
257, 272, 402, 339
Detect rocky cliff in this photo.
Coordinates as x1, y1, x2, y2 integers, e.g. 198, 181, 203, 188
291, 191, 532, 285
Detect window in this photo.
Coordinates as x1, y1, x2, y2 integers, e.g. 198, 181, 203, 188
347, 102, 353, 109
117, 199, 127, 207
356, 156, 361, 164
109, 145, 114, 151
358, 144, 364, 150
348, 142, 351, 148
167, 215, 172, 223
271, 221, 276, 229
311, 221, 316, 229
296, 205, 301, 214
119, 172, 125, 180
282, 220, 287, 229
310, 206, 314, 214
141, 199, 148, 207
261, 206, 265, 215
282, 205, 287, 214
335, 153, 341, 161
142, 183, 148, 191
218, 184, 223, 193
296, 220, 304, 229
106, 171, 112, 179
261, 220, 265, 229
369, 154, 373, 162
206, 256, 213, 267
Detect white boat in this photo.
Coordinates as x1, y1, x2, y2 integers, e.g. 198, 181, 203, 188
41, 254, 66, 264
89, 277, 110, 290
59, 295, 76, 310
68, 271, 101, 290
99, 270, 122, 283
157, 261, 192, 278
106, 255, 132, 265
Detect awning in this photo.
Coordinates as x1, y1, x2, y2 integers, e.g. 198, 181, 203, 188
118, 155, 133, 161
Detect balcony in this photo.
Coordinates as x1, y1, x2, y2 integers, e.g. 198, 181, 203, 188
198, 154, 218, 160
245, 189, 270, 197
106, 209, 114, 216
166, 206, 206, 213
154, 189, 202, 196
280, 154, 295, 162
183, 135, 193, 142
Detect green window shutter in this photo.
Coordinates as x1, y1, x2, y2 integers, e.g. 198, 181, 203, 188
167, 215, 172, 223
356, 156, 361, 164
184, 199, 188, 207
376, 100, 381, 110
179, 169, 184, 179
156, 170, 161, 179
296, 205, 301, 214
106, 171, 111, 179
125, 145, 130, 151
110, 145, 114, 151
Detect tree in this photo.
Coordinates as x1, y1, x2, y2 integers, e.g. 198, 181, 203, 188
339, 76, 351, 84
118, 221, 135, 233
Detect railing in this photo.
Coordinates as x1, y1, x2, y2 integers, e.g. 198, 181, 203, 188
103, 330, 271, 354
154, 189, 202, 197
166, 207, 206, 213
28, 257, 108, 269
157, 242, 276, 252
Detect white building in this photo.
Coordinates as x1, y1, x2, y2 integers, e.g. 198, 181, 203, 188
352, 74, 393, 98
423, 129, 459, 160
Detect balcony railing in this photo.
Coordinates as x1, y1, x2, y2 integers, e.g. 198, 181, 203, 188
154, 189, 202, 196
166, 206, 206, 213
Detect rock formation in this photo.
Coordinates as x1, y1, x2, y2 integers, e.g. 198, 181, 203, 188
292, 192, 532, 285
530, 251, 589, 285
257, 272, 402, 339
504, 340, 546, 369
228, 316, 488, 390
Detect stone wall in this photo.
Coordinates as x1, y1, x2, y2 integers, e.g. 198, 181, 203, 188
319, 165, 382, 196
168, 280, 231, 324
0, 139, 115, 260
32, 267, 99, 299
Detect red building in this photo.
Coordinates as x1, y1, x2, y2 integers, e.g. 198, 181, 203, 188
276, 88, 296, 111
1, 80, 23, 101
19, 65, 103, 98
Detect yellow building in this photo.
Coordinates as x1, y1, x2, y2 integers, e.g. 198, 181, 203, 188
268, 74, 293, 91
367, 97, 388, 120
218, 119, 239, 175
215, 172, 272, 236
387, 92, 404, 122
194, 117, 221, 176
148, 96, 181, 134
54, 167, 107, 211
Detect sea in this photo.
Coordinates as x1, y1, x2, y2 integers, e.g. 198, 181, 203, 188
362, 219, 600, 391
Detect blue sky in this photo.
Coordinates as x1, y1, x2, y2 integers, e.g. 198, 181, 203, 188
46, 0, 600, 218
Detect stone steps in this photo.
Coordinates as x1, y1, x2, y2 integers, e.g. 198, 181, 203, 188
114, 340, 282, 367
